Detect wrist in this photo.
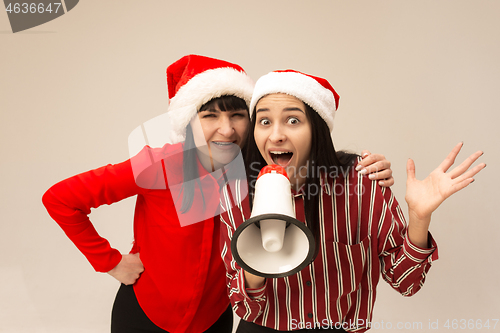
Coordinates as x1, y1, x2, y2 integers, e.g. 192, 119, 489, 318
408, 208, 431, 225
408, 210, 431, 249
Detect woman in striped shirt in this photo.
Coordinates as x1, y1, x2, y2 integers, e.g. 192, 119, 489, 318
219, 70, 485, 332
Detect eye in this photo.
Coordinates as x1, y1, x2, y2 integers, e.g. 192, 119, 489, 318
287, 117, 300, 125
258, 118, 270, 126
232, 112, 246, 118
201, 113, 216, 119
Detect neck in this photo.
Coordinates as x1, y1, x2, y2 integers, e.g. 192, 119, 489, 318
290, 175, 307, 191
196, 147, 229, 173
290, 163, 309, 191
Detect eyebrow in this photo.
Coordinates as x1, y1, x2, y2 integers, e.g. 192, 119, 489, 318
200, 109, 246, 113
256, 107, 305, 113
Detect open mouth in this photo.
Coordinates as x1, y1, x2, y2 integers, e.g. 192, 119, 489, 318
270, 150, 293, 167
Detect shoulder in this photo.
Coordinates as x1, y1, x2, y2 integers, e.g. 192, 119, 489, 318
327, 158, 382, 199
162, 141, 185, 156
131, 142, 186, 189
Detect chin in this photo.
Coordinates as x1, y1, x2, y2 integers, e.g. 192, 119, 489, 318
213, 150, 240, 165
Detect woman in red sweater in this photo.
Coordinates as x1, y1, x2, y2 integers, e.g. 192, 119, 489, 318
42, 55, 395, 333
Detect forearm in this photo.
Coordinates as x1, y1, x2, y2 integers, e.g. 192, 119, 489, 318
223, 260, 268, 321
42, 160, 138, 272
378, 187, 437, 296
244, 270, 266, 289
220, 216, 267, 321
381, 225, 438, 296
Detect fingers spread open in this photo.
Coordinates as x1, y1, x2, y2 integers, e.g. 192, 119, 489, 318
452, 162, 486, 183
449, 177, 475, 196
438, 142, 463, 172
448, 150, 484, 179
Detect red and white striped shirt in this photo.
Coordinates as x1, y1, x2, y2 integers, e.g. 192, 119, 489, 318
219, 162, 438, 332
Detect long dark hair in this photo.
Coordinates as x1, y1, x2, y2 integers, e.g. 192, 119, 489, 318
180, 95, 249, 212
245, 100, 357, 253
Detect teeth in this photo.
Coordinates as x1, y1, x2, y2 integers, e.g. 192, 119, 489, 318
213, 142, 232, 146
270, 151, 292, 165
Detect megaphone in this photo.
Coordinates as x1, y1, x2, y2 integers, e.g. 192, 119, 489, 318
231, 165, 316, 278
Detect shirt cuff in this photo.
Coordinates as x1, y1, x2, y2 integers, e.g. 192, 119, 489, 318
403, 231, 439, 263
246, 284, 267, 300
238, 268, 267, 300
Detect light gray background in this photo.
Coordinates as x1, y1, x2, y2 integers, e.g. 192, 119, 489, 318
1, 1, 498, 332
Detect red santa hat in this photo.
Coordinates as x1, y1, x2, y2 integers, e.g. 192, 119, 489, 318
166, 54, 254, 142
249, 70, 340, 130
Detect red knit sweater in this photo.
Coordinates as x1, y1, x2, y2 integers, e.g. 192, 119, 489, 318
42, 143, 229, 333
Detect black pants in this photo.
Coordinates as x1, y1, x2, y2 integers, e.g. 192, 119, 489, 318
111, 284, 233, 333
237, 319, 346, 333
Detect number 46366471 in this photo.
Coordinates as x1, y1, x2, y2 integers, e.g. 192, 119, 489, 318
443, 319, 498, 330
6, 3, 62, 14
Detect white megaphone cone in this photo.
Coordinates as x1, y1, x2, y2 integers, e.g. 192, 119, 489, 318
231, 165, 316, 278
251, 166, 294, 252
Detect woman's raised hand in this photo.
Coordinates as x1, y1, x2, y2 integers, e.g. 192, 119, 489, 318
108, 253, 144, 285
405, 142, 485, 221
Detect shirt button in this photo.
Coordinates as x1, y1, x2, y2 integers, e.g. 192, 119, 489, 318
308, 313, 313, 318
306, 281, 312, 286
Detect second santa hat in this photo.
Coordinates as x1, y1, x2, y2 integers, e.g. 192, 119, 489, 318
249, 70, 340, 130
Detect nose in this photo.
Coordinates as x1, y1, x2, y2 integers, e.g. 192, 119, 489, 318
268, 124, 286, 143
217, 115, 235, 137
